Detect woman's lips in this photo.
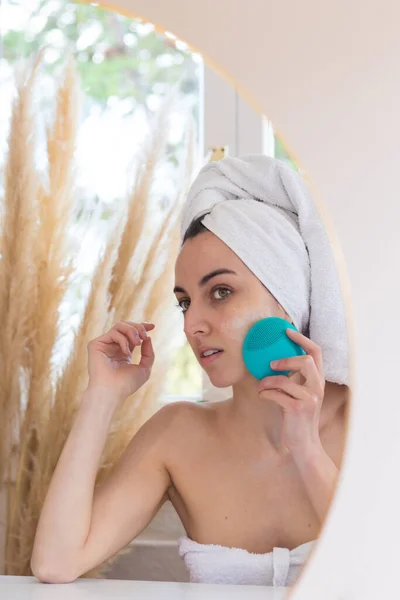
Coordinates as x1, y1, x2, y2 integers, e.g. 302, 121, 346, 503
199, 350, 224, 366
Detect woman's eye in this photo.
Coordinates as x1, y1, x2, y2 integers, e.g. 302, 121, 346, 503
213, 287, 231, 300
175, 287, 231, 314
176, 299, 190, 313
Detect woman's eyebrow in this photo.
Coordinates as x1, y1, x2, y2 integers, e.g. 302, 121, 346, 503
173, 268, 238, 294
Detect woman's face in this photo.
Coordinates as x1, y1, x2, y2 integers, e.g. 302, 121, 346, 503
174, 231, 291, 388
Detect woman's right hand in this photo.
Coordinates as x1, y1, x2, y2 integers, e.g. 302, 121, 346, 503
87, 321, 156, 402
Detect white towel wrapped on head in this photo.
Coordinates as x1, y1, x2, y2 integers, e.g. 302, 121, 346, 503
180, 155, 349, 386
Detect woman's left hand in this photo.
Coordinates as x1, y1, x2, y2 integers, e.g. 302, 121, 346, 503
258, 328, 326, 457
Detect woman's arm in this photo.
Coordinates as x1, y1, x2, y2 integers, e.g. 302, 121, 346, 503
258, 329, 343, 525
292, 442, 339, 524
30, 387, 117, 581
31, 320, 175, 583
30, 386, 175, 583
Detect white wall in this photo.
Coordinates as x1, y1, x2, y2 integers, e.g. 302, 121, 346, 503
101, 2, 400, 598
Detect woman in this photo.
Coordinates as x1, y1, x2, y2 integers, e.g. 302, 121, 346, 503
31, 155, 350, 586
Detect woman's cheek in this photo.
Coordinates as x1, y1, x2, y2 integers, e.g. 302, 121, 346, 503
220, 307, 274, 342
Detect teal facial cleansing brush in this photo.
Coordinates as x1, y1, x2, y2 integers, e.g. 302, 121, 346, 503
242, 317, 306, 380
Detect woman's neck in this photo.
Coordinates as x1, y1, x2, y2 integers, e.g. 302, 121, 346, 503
224, 379, 348, 455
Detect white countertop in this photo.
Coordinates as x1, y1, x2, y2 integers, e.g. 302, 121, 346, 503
0, 576, 288, 599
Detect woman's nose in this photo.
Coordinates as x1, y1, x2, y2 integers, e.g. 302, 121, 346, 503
183, 305, 212, 337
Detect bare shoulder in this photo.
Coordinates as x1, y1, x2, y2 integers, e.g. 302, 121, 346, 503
154, 400, 217, 434
149, 400, 221, 455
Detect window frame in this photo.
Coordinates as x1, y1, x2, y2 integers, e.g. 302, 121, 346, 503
161, 64, 275, 405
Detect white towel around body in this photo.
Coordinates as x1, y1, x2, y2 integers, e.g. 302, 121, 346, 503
178, 536, 315, 587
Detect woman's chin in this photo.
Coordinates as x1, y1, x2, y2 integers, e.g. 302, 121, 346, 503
208, 379, 232, 389
200, 355, 247, 388
206, 369, 244, 389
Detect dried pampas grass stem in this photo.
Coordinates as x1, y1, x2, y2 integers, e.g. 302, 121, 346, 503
0, 51, 195, 577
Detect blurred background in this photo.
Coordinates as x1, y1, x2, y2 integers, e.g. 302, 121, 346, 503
0, 0, 295, 405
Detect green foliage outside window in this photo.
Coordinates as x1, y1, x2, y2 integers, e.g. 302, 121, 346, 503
0, 0, 203, 400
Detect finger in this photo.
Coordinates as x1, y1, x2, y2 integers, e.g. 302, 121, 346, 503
259, 375, 315, 403
108, 330, 131, 356
113, 322, 142, 351
285, 329, 324, 377
94, 329, 131, 351
258, 388, 299, 412
121, 322, 154, 344
124, 321, 155, 334
136, 323, 150, 341
271, 354, 321, 389
138, 335, 155, 372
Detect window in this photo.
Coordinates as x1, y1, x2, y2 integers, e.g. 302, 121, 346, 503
166, 67, 295, 405
0, 0, 295, 406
